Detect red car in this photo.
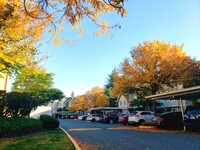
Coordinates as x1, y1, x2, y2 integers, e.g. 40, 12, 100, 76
118, 114, 129, 125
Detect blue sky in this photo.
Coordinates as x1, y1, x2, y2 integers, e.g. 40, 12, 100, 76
40, 0, 200, 97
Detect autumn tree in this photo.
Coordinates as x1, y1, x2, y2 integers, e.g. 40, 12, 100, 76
22, 0, 127, 40
68, 95, 88, 112
85, 86, 109, 108
183, 59, 200, 88
183, 59, 200, 105
67, 99, 78, 112
112, 40, 193, 101
68, 86, 109, 112
0, 1, 49, 76
1, 0, 127, 48
0, 0, 127, 77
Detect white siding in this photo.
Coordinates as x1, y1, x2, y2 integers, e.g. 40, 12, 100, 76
30, 105, 52, 119
118, 95, 129, 108
158, 99, 193, 111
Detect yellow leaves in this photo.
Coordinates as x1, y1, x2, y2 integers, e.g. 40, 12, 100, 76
0, 0, 6, 5
78, 27, 84, 38
54, 36, 60, 46
58, 26, 64, 31
121, 8, 127, 17
94, 20, 110, 36
0, 2, 48, 75
68, 95, 88, 112
85, 86, 109, 108
97, 9, 104, 15
91, 12, 98, 20
94, 31, 100, 37
113, 40, 192, 96
49, 0, 127, 42
104, 5, 114, 12
72, 25, 78, 30
0, 0, 127, 50
67, 86, 109, 111
49, 26, 65, 46
48, 29, 56, 35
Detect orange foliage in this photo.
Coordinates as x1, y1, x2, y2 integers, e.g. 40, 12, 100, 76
85, 86, 109, 108
9, 0, 127, 45
0, 1, 49, 75
0, 0, 127, 74
112, 41, 192, 97
68, 95, 88, 112
68, 86, 109, 112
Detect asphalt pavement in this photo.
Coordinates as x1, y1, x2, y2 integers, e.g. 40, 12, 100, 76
60, 119, 200, 150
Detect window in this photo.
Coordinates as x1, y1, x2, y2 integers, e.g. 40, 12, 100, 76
124, 101, 126, 106
120, 101, 122, 106
141, 112, 151, 115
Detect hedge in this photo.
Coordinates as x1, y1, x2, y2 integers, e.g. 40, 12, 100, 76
0, 117, 43, 137
40, 115, 60, 130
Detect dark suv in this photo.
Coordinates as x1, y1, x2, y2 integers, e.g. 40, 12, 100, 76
156, 112, 184, 130
184, 109, 200, 131
104, 113, 121, 124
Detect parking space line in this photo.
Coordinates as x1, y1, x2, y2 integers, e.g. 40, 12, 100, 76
107, 127, 131, 130
69, 128, 101, 131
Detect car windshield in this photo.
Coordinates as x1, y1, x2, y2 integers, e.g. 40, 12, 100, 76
185, 109, 200, 115
130, 112, 137, 116
122, 114, 129, 117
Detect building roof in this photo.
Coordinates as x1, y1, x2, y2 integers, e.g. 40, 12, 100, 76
64, 97, 75, 104
145, 86, 200, 100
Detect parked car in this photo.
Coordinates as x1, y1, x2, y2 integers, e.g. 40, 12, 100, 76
54, 113, 66, 119
85, 114, 100, 122
184, 109, 200, 131
128, 111, 155, 125
78, 115, 87, 120
156, 111, 184, 130
118, 114, 130, 125
104, 113, 121, 124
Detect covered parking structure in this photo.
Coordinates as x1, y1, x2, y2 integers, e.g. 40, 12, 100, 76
145, 86, 200, 131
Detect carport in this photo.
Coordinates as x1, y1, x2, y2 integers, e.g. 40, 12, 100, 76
145, 86, 200, 131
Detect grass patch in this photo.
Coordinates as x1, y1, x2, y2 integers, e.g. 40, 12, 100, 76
0, 129, 75, 150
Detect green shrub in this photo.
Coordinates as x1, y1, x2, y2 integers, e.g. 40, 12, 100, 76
40, 115, 59, 130
0, 117, 43, 137
57, 108, 63, 112
4, 92, 38, 117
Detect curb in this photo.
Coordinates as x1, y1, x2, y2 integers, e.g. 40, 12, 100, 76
139, 125, 157, 129
59, 127, 81, 150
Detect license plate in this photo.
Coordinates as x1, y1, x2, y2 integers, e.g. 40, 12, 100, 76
190, 116, 195, 119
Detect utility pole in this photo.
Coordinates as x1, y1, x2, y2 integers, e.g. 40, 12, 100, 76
4, 74, 8, 91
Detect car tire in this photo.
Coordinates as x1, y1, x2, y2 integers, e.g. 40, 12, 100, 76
92, 119, 95, 122
160, 121, 164, 127
109, 120, 114, 124
138, 119, 145, 125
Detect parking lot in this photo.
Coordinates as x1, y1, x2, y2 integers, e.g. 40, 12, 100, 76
60, 119, 200, 150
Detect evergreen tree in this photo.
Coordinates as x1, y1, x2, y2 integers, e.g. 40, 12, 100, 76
104, 69, 118, 107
